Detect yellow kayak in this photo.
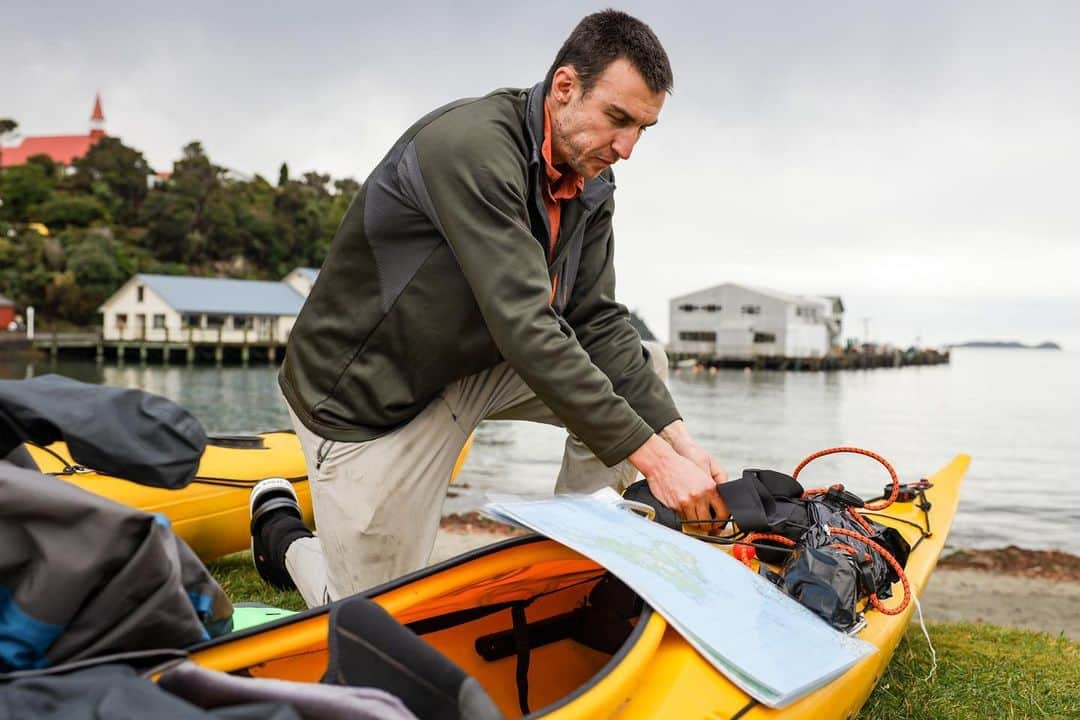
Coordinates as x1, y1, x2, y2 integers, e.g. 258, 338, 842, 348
186, 453, 970, 719
25, 431, 474, 563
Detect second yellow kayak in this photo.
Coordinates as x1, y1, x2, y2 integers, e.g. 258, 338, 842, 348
25, 430, 474, 562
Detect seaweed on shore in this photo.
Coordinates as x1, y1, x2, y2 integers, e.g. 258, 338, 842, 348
940, 545, 1080, 581
439, 511, 528, 536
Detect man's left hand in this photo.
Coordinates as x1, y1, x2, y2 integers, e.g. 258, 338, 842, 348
675, 441, 728, 485
659, 420, 729, 484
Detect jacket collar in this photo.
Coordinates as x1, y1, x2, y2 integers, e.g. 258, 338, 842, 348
525, 82, 615, 212
525, 82, 546, 170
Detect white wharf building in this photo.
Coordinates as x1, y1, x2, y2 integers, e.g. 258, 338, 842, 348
668, 283, 843, 361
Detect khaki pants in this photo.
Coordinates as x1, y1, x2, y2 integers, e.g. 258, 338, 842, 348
285, 342, 668, 607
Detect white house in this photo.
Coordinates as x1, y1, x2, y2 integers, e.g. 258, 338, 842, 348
99, 274, 306, 343
669, 283, 844, 360
283, 267, 320, 297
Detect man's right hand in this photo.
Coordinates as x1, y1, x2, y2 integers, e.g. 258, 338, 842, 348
628, 434, 729, 523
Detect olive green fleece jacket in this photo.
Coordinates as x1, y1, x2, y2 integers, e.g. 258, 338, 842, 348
279, 83, 681, 466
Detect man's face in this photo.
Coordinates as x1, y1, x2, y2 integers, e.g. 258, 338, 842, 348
547, 58, 666, 179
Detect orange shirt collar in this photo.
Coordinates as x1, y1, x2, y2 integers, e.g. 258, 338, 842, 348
542, 104, 585, 201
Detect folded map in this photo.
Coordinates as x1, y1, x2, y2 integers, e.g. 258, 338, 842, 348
483, 493, 876, 708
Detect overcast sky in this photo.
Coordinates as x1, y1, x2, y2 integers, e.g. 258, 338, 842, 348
4, 1, 1078, 347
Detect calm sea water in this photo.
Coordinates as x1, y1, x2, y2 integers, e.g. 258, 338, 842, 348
2, 348, 1076, 553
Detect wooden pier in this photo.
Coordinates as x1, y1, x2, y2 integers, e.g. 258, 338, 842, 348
7, 331, 950, 371
669, 347, 950, 372
16, 330, 284, 366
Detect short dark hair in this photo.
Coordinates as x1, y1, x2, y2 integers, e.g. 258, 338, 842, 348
545, 10, 673, 96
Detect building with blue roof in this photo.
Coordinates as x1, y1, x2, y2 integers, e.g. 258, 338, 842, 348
99, 273, 308, 343
283, 267, 320, 297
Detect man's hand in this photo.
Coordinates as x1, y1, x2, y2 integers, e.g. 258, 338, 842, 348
628, 434, 729, 523
672, 440, 728, 485
652, 418, 730, 481
660, 420, 729, 485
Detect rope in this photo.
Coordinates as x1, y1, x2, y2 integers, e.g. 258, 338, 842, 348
734, 532, 796, 565
737, 447, 916, 621
793, 446, 900, 511
827, 527, 911, 615
912, 595, 938, 682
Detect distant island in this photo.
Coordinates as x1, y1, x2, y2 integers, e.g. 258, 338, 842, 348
950, 341, 1061, 350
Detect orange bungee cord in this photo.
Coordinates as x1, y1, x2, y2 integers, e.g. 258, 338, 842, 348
736, 447, 913, 616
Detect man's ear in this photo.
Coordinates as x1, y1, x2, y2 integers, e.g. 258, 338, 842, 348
549, 65, 578, 105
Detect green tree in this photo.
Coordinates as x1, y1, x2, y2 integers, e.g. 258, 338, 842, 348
202, 191, 242, 261
0, 118, 16, 170
271, 178, 330, 274
26, 153, 59, 179
42, 270, 83, 323
0, 162, 54, 221
172, 142, 222, 212
172, 141, 225, 255
0, 228, 54, 313
1, 132, 361, 322
37, 195, 110, 228
42, 227, 127, 323
231, 178, 278, 271
141, 142, 224, 264
302, 171, 330, 198
42, 235, 66, 271
70, 137, 151, 224
140, 190, 197, 262
333, 177, 360, 198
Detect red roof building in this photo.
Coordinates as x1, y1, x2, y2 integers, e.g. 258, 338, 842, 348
0, 95, 107, 168
0, 294, 15, 329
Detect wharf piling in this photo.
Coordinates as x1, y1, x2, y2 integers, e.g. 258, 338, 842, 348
670, 347, 950, 372
12, 331, 948, 371
20, 331, 286, 366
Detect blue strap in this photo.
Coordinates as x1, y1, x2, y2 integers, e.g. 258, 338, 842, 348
0, 585, 63, 670
187, 591, 233, 639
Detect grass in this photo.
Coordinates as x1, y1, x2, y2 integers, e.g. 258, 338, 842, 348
209, 551, 1080, 719
859, 623, 1080, 720
207, 551, 307, 612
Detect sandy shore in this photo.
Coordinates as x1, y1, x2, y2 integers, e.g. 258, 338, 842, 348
920, 569, 1080, 639
432, 517, 1080, 641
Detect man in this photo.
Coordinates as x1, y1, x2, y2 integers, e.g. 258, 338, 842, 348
252, 10, 730, 608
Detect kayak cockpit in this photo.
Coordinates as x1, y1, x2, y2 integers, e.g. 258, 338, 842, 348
191, 536, 667, 718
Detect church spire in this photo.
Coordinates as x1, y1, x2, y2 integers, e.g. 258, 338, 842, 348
89, 93, 106, 140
